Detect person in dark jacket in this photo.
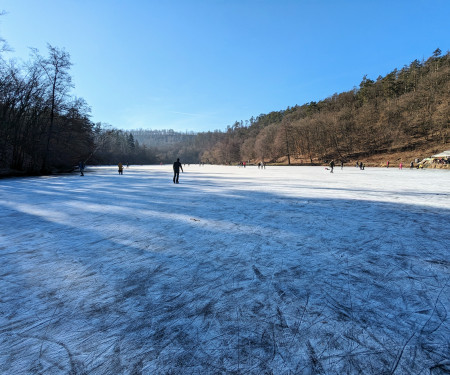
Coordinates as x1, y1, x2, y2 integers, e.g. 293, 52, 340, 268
78, 161, 85, 176
173, 158, 183, 183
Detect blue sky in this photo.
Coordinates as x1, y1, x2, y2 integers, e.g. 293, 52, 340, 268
1, 0, 449, 132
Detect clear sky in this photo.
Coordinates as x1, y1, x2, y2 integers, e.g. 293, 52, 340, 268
1, 0, 449, 132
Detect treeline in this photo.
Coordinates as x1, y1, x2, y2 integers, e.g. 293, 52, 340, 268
131, 129, 195, 147
0, 42, 158, 174
129, 129, 225, 163
1, 38, 448, 174
0, 44, 93, 173
131, 49, 448, 165
196, 49, 449, 164
130, 129, 197, 163
90, 125, 158, 165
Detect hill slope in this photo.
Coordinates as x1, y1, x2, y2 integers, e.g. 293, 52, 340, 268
136, 49, 448, 167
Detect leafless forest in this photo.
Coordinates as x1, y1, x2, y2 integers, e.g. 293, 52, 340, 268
1, 38, 448, 174
144, 49, 448, 165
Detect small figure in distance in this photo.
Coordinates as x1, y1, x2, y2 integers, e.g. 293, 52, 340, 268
173, 158, 183, 184
78, 161, 85, 176
330, 160, 335, 173
118, 162, 124, 175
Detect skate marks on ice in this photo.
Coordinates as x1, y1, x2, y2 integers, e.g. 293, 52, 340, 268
0, 166, 449, 374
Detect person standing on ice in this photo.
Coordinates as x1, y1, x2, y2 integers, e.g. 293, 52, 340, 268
173, 158, 183, 183
330, 160, 335, 173
78, 161, 85, 176
118, 162, 123, 175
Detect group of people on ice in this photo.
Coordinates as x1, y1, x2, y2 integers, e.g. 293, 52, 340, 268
355, 161, 365, 170
78, 159, 183, 183
117, 159, 184, 184
328, 160, 347, 173
79, 155, 422, 182
387, 160, 420, 169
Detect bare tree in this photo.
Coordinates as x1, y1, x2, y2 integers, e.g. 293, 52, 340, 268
32, 44, 73, 172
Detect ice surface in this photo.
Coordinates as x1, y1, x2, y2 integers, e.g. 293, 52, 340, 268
0, 165, 449, 374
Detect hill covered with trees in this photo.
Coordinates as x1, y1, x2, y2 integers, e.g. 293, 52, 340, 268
129, 49, 449, 167
1, 38, 448, 175
0, 43, 159, 175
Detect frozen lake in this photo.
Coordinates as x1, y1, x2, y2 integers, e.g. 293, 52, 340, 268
1, 165, 449, 374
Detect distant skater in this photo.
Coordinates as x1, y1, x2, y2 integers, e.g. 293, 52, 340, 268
78, 161, 85, 176
173, 158, 183, 184
118, 162, 123, 175
330, 160, 335, 173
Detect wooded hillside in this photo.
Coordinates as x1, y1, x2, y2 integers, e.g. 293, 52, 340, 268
131, 49, 449, 166
0, 45, 158, 174
1, 43, 448, 174
196, 49, 449, 165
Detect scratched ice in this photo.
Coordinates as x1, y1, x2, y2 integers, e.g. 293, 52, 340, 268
1, 165, 449, 374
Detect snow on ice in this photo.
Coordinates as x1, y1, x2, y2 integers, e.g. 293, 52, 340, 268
0, 165, 449, 374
